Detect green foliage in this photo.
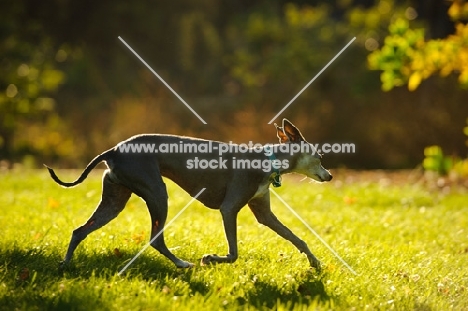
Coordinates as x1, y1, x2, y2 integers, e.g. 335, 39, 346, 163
0, 4, 72, 163
368, 1, 468, 91
369, 2, 468, 176
423, 118, 468, 177
2, 1, 468, 170
368, 18, 423, 91
423, 145, 454, 175
228, 4, 348, 92
448, 0, 468, 21
1, 171, 467, 310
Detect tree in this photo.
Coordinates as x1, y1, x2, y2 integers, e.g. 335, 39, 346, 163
0, 2, 67, 165
368, 0, 468, 176
368, 0, 468, 91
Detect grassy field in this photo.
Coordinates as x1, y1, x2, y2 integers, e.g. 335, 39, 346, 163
0, 169, 467, 310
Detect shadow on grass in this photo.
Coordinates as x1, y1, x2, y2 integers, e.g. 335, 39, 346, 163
244, 276, 330, 309
0, 246, 174, 309
0, 246, 328, 309
0, 244, 176, 279
0, 288, 114, 311
0, 245, 210, 301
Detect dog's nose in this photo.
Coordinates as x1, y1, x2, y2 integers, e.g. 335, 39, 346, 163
328, 174, 333, 181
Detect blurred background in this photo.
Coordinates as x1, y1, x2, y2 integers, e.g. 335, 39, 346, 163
1, 0, 468, 171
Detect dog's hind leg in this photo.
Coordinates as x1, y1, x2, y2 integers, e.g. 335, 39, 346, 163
248, 192, 321, 271
61, 170, 131, 266
141, 180, 194, 268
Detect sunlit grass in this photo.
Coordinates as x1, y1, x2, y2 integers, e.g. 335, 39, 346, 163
0, 169, 467, 310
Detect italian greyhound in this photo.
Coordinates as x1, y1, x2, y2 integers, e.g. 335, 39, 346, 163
46, 119, 332, 271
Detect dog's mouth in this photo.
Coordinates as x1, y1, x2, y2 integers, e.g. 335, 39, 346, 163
309, 174, 324, 182
310, 173, 332, 183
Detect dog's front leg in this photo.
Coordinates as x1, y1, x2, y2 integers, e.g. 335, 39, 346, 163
248, 192, 322, 271
201, 205, 240, 265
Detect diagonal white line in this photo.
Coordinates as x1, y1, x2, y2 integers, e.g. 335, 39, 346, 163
118, 36, 207, 125
269, 188, 358, 275
268, 37, 356, 124
118, 187, 206, 275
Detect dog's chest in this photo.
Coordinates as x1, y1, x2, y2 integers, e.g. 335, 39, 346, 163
251, 181, 270, 199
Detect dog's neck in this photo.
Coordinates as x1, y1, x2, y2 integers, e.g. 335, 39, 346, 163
263, 142, 303, 175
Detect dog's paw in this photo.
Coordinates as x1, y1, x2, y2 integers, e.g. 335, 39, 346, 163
307, 256, 322, 273
58, 260, 69, 274
175, 260, 195, 269
200, 254, 218, 266
58, 260, 67, 269
312, 261, 322, 274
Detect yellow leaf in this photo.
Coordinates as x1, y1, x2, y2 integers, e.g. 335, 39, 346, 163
48, 197, 60, 209
408, 71, 422, 91
440, 64, 453, 77
459, 70, 468, 85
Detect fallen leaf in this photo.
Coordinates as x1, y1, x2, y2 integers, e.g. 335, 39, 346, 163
18, 268, 29, 281
48, 197, 60, 209
114, 248, 122, 258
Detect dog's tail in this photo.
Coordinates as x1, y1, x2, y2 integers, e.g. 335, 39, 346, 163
45, 149, 113, 187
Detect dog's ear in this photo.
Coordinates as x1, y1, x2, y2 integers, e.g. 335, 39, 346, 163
275, 119, 304, 143
281, 119, 304, 142
275, 123, 289, 143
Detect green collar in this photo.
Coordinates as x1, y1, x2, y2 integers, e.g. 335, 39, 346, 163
265, 146, 282, 187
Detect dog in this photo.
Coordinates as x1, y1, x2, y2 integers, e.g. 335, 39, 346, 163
46, 119, 332, 270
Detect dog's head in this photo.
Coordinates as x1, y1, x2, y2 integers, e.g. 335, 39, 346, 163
275, 119, 332, 182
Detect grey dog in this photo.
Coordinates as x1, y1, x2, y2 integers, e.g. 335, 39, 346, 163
47, 119, 332, 270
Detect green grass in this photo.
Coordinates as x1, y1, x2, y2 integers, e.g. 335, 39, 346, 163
0, 169, 467, 310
